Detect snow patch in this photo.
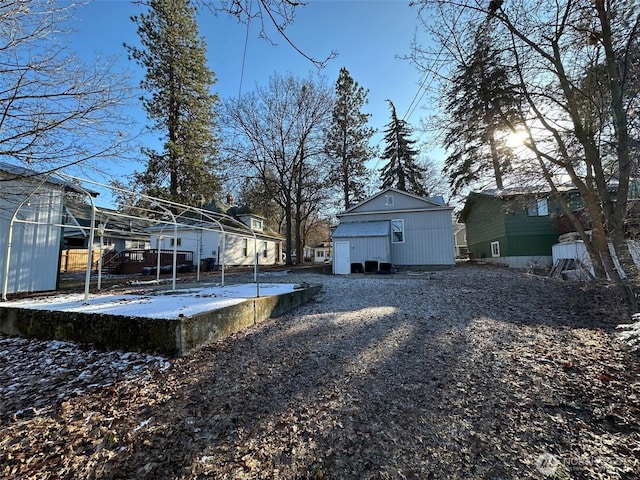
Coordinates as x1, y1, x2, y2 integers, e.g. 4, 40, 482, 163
0, 283, 300, 319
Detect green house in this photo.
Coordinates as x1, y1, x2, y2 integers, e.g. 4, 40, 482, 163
459, 188, 567, 269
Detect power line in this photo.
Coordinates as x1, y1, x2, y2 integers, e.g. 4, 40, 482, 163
238, 0, 253, 99
402, 8, 464, 123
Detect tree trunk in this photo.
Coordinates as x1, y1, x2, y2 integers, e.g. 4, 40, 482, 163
488, 132, 503, 189
284, 196, 294, 266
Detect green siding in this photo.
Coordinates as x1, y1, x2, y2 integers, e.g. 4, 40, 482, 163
463, 193, 561, 259
503, 203, 560, 256
464, 196, 506, 244
506, 234, 560, 256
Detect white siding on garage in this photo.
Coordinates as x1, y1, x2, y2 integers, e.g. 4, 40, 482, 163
335, 188, 455, 269
344, 236, 391, 266
345, 189, 444, 213
339, 210, 454, 266
332, 221, 391, 268
390, 210, 455, 266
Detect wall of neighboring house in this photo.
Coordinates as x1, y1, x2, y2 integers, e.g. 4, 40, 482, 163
454, 225, 468, 258
151, 229, 219, 264
1, 180, 63, 294
149, 229, 281, 268
223, 233, 279, 266
465, 194, 560, 268
464, 195, 506, 261
313, 246, 331, 263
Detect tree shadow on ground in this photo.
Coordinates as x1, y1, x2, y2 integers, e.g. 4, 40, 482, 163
2, 266, 639, 479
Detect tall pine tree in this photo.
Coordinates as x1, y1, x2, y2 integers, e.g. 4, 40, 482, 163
126, 0, 220, 206
324, 67, 375, 210
441, 28, 523, 195
379, 100, 427, 196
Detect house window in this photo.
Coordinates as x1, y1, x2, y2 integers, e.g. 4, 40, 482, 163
126, 240, 147, 249
385, 195, 394, 206
170, 238, 182, 247
391, 219, 404, 243
317, 251, 324, 258
491, 241, 500, 257
242, 238, 248, 257
252, 219, 263, 230
262, 241, 268, 258
527, 198, 549, 216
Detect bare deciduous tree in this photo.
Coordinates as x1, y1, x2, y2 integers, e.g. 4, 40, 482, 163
414, 0, 640, 298
0, 1, 135, 178
221, 72, 332, 264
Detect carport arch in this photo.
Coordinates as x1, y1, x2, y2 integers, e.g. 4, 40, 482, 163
2, 172, 262, 303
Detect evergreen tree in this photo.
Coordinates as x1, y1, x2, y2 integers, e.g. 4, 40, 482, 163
441, 29, 523, 195
379, 100, 427, 196
126, 0, 220, 206
324, 67, 376, 210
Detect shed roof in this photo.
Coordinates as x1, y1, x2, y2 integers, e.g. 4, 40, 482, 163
0, 161, 97, 195
333, 221, 390, 238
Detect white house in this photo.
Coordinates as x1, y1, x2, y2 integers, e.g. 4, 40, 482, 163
453, 223, 468, 258
147, 212, 283, 269
0, 162, 68, 296
332, 188, 455, 274
312, 242, 332, 263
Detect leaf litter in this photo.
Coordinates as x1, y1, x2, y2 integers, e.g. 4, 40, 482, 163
1, 264, 639, 479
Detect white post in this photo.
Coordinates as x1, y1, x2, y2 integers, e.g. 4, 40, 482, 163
1, 215, 17, 302
171, 222, 178, 291
196, 227, 202, 282
97, 223, 104, 290
156, 235, 162, 283
220, 234, 226, 286
82, 197, 97, 304
255, 252, 260, 298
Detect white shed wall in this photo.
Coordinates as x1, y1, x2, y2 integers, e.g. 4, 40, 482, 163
1, 185, 63, 294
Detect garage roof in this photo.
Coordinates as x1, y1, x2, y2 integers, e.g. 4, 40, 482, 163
332, 221, 390, 238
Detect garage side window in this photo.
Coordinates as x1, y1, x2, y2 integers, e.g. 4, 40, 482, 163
391, 219, 404, 243
242, 238, 248, 257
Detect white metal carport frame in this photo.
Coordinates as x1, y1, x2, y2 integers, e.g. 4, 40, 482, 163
2, 172, 262, 303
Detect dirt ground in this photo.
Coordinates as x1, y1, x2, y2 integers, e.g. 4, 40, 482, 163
1, 264, 639, 479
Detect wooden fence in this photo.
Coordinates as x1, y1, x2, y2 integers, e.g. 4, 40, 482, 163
60, 249, 100, 273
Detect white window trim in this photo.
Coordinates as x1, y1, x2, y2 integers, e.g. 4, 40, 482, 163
391, 219, 405, 244
491, 241, 500, 257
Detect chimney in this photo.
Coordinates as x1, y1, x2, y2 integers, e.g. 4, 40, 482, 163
226, 193, 234, 206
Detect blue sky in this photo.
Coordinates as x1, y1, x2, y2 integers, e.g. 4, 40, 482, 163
67, 0, 437, 196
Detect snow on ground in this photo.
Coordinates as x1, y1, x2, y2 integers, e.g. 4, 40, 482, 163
0, 283, 300, 319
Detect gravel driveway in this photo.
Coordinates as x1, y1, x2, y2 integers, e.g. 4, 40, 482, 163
1, 264, 639, 479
